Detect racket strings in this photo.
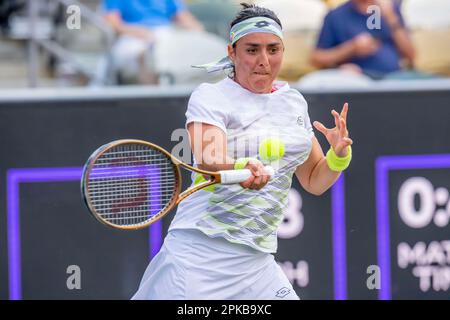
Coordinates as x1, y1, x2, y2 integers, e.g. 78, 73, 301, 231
88, 177, 176, 186
87, 143, 177, 227
88, 186, 176, 197
94, 157, 172, 165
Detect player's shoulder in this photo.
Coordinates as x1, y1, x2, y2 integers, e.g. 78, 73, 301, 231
188, 79, 234, 112
283, 89, 309, 119
190, 78, 237, 107
189, 80, 221, 101
192, 78, 228, 94
286, 86, 308, 107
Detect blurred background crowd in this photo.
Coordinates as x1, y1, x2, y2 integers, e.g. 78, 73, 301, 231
0, 0, 449, 89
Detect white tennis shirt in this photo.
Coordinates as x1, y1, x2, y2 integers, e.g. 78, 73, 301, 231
168, 77, 314, 253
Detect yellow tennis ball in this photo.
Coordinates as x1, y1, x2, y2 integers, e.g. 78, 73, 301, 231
259, 137, 285, 162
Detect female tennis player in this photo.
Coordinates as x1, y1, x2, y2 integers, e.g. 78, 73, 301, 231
132, 3, 353, 300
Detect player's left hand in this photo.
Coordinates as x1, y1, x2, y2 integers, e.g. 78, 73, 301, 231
313, 102, 353, 157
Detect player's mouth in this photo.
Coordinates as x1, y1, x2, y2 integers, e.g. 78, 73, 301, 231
253, 72, 270, 76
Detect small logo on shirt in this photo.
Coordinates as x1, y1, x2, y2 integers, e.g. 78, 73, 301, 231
296, 116, 304, 127
275, 287, 291, 298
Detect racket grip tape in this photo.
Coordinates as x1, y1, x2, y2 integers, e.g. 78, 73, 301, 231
219, 166, 274, 184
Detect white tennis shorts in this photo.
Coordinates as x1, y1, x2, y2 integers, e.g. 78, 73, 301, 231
131, 228, 299, 300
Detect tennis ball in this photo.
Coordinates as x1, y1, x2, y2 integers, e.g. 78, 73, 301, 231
259, 137, 285, 162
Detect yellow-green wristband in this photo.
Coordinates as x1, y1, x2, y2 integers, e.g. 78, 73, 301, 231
234, 157, 257, 170
326, 146, 352, 172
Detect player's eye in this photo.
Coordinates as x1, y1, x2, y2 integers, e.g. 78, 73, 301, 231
270, 47, 280, 54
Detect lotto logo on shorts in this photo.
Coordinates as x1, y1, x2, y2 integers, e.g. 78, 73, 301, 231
275, 287, 291, 298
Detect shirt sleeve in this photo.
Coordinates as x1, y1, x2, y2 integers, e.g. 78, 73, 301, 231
185, 84, 228, 134
296, 92, 315, 138
316, 12, 338, 49
304, 106, 315, 138
103, 0, 121, 12
167, 0, 187, 18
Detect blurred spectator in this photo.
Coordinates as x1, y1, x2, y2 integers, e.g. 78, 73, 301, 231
255, 0, 327, 31
252, 0, 327, 81
402, 0, 450, 77
0, 0, 25, 35
103, 0, 204, 84
310, 0, 416, 79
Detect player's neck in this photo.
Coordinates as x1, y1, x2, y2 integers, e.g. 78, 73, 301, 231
231, 77, 274, 94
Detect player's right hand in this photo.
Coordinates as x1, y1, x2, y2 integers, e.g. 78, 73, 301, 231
240, 159, 271, 190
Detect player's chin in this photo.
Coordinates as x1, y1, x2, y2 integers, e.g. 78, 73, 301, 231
250, 78, 273, 93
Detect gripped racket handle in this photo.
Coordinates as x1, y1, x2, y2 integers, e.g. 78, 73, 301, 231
219, 166, 275, 184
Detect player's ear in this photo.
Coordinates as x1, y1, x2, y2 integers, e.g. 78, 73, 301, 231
227, 44, 235, 62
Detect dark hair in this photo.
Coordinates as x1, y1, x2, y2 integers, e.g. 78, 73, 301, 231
230, 2, 282, 48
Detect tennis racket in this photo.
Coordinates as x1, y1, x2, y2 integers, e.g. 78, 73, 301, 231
81, 139, 274, 230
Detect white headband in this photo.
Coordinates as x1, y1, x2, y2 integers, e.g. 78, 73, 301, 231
192, 16, 283, 73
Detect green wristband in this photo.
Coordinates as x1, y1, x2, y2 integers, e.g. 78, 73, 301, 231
234, 157, 257, 170
326, 146, 352, 172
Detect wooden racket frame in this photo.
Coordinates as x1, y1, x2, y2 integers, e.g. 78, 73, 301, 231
82, 139, 222, 230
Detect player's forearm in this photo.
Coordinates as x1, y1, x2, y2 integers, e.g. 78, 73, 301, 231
196, 152, 235, 172
310, 41, 355, 68
307, 157, 341, 196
